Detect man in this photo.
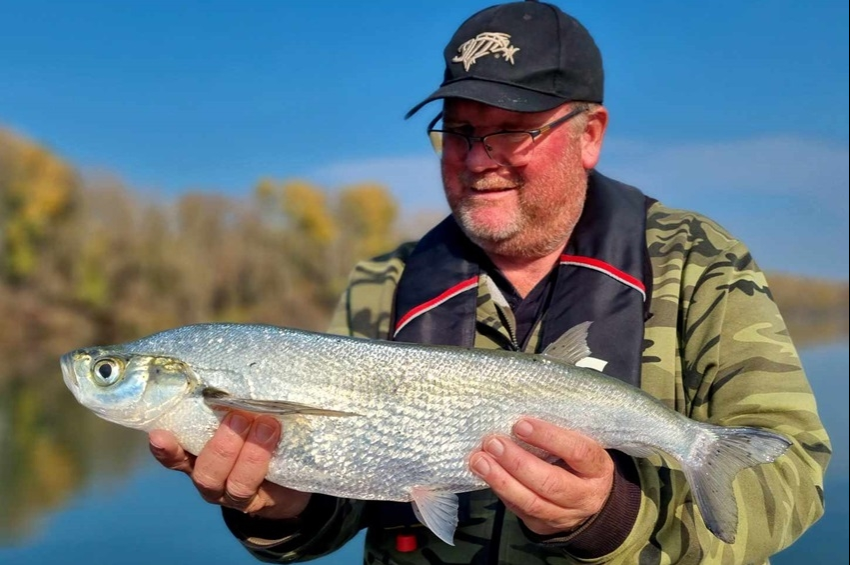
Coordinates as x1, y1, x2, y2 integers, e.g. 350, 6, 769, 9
150, 2, 830, 563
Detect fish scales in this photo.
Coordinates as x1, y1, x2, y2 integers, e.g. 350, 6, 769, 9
128, 324, 668, 499
61, 322, 791, 545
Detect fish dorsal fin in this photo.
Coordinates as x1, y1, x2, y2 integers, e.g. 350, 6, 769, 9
541, 321, 593, 365
202, 388, 359, 417
410, 487, 458, 546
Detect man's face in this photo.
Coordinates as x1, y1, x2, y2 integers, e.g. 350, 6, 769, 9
440, 99, 590, 259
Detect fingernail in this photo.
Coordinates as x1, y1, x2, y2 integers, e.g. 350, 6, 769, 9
514, 419, 533, 438
254, 421, 275, 443
228, 413, 249, 435
485, 438, 505, 457
149, 442, 164, 455
471, 456, 490, 477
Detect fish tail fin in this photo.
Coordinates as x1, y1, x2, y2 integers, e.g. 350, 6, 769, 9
683, 426, 791, 544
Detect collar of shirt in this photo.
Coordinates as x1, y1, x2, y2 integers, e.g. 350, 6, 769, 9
484, 264, 558, 351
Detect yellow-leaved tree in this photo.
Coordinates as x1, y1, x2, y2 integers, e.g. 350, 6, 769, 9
254, 178, 340, 312
338, 182, 398, 261
0, 128, 80, 283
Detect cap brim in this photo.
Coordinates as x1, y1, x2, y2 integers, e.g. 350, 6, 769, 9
404, 79, 569, 119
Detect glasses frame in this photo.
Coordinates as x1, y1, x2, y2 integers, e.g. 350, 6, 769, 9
426, 104, 588, 166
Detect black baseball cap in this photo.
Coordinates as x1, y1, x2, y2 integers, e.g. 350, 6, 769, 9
405, 0, 603, 118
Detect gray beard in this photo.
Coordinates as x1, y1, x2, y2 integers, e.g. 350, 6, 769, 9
452, 200, 581, 260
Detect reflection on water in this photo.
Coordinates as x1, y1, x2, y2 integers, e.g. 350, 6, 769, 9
0, 368, 147, 544
0, 341, 847, 563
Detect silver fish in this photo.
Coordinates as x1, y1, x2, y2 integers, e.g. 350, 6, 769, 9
60, 322, 791, 545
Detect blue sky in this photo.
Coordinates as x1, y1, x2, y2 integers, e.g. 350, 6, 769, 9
1, 0, 847, 279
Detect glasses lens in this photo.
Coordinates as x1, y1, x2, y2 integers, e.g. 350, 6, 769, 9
430, 131, 470, 158
428, 131, 444, 155
486, 132, 534, 166
428, 130, 535, 166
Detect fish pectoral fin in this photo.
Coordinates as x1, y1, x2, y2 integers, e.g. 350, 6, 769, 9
410, 487, 459, 546
202, 388, 359, 417
540, 321, 593, 365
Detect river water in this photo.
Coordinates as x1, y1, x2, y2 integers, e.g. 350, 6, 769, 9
0, 341, 846, 564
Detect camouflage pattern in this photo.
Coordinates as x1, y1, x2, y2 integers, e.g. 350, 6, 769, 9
233, 202, 830, 564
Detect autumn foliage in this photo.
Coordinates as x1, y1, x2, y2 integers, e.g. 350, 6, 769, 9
0, 128, 402, 377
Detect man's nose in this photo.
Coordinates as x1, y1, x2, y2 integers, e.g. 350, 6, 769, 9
465, 139, 500, 172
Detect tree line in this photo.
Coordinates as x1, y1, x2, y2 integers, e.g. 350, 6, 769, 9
0, 127, 401, 378
1, 126, 847, 380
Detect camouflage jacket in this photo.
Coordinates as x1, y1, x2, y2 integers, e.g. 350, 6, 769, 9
224, 201, 830, 565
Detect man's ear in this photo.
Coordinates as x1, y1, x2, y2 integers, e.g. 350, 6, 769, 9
580, 105, 609, 170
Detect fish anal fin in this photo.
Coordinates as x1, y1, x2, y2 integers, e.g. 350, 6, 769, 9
202, 387, 359, 417
541, 321, 593, 365
410, 487, 459, 546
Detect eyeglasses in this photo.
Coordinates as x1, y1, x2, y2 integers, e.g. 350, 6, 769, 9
427, 105, 587, 167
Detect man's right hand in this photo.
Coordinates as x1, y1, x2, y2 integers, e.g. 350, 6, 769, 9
149, 411, 311, 520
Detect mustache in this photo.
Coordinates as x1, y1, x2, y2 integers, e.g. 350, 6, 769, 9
460, 171, 524, 191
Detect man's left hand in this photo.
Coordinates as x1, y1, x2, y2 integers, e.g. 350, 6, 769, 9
469, 417, 614, 537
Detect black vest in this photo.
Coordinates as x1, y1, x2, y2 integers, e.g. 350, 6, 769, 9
391, 170, 653, 387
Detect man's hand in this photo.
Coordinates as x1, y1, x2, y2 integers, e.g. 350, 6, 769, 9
149, 411, 311, 520
469, 417, 614, 536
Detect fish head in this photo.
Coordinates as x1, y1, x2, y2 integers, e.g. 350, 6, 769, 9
61, 347, 196, 429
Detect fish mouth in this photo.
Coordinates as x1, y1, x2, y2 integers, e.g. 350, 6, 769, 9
60, 352, 79, 389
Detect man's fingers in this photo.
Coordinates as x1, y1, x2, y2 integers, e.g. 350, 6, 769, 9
192, 412, 251, 502
149, 429, 195, 474
480, 435, 576, 505
151, 413, 295, 517
513, 418, 611, 478
469, 423, 616, 535
225, 416, 281, 510
469, 451, 568, 528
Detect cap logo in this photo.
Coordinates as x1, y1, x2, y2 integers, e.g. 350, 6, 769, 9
452, 32, 519, 72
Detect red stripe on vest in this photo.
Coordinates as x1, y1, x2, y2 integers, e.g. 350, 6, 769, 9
559, 254, 646, 298
393, 276, 480, 336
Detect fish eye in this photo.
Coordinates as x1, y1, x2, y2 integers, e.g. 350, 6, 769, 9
92, 357, 123, 386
